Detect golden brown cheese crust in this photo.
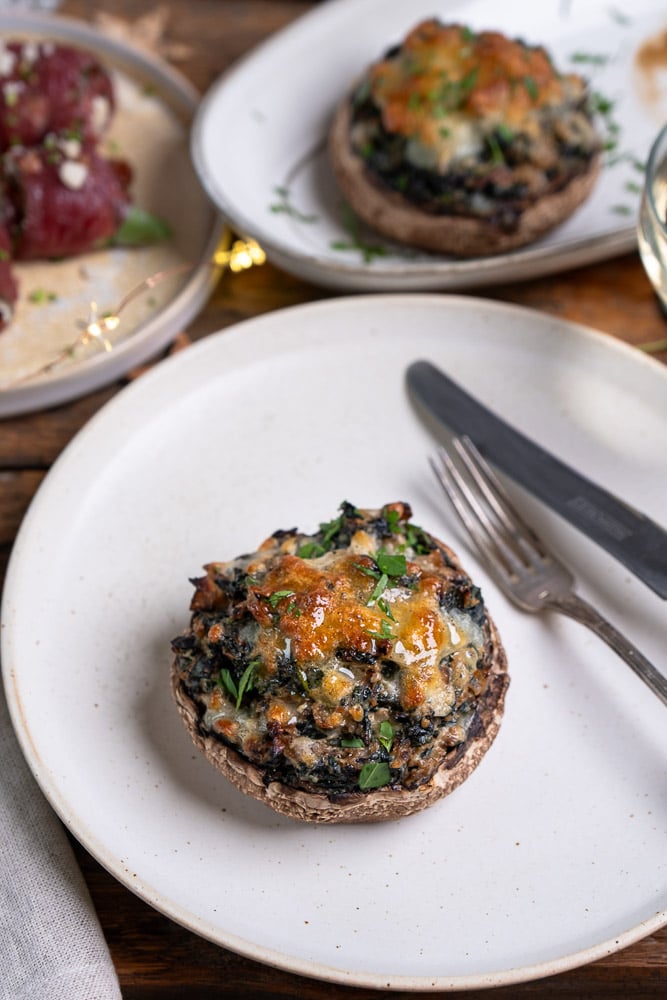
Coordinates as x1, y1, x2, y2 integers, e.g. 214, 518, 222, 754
171, 502, 509, 823
328, 19, 601, 256
369, 21, 573, 145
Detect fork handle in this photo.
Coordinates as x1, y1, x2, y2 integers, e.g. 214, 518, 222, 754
548, 593, 667, 707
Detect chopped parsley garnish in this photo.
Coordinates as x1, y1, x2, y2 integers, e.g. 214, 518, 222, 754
341, 737, 364, 748
268, 589, 296, 608
376, 551, 407, 577
367, 620, 394, 641
359, 761, 391, 790
297, 541, 326, 559
236, 661, 258, 706
378, 721, 394, 753
523, 75, 538, 100
28, 288, 57, 304
269, 185, 318, 224
368, 572, 389, 605
569, 52, 610, 67
377, 597, 395, 621
319, 515, 344, 547
330, 204, 391, 263
219, 659, 259, 709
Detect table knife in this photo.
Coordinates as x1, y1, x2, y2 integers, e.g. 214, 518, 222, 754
406, 359, 667, 600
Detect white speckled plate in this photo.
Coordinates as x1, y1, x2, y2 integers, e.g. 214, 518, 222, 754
2, 295, 666, 990
0, 11, 223, 418
192, 0, 667, 291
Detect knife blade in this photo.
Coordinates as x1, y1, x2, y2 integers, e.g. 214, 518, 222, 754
406, 359, 667, 600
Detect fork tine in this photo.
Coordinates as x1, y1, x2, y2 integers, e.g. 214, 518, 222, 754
431, 436, 553, 581
452, 437, 551, 563
430, 445, 522, 580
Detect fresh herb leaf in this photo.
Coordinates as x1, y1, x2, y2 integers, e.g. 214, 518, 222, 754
353, 563, 379, 581
236, 660, 259, 707
269, 185, 318, 224
359, 761, 391, 789
330, 204, 391, 263
383, 508, 402, 533
378, 721, 393, 753
495, 122, 514, 143
341, 737, 364, 748
377, 597, 395, 621
219, 668, 238, 701
28, 288, 57, 304
404, 523, 433, 555
367, 620, 393, 641
268, 589, 296, 608
368, 572, 389, 605
319, 515, 343, 547
297, 541, 326, 559
220, 661, 259, 709
523, 75, 538, 100
376, 551, 407, 577
569, 52, 610, 67
112, 206, 171, 247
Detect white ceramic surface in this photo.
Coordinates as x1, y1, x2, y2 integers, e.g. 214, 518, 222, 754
0, 11, 224, 418
192, 0, 667, 292
2, 295, 666, 990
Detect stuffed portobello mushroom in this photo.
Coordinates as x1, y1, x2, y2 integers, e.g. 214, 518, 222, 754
328, 19, 602, 256
171, 502, 509, 823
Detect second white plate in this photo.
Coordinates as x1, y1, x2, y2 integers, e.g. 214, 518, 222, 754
193, 0, 667, 291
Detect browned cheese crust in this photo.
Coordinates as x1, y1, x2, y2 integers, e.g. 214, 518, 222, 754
328, 20, 601, 257
171, 503, 509, 824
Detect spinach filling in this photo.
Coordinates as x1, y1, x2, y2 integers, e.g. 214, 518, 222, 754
172, 502, 491, 796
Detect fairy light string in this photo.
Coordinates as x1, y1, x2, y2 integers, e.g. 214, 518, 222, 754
2, 233, 266, 388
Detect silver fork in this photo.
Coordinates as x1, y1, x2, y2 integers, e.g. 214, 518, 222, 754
430, 436, 667, 707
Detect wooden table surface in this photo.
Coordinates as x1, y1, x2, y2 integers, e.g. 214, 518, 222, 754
1, 2, 666, 997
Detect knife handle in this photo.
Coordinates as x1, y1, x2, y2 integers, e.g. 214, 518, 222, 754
551, 593, 667, 707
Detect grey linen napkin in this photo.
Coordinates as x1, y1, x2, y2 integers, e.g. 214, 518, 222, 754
0, 687, 122, 1000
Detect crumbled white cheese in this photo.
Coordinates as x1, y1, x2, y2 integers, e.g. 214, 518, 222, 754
90, 95, 111, 135
21, 42, 39, 66
406, 118, 484, 174
58, 160, 89, 190
0, 45, 16, 78
58, 137, 82, 160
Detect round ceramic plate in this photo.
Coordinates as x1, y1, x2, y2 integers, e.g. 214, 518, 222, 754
2, 295, 666, 991
192, 0, 666, 292
0, 11, 223, 418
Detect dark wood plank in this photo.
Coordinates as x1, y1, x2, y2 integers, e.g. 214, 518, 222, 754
1, 2, 664, 997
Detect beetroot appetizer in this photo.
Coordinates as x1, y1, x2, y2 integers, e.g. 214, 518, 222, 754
0, 40, 114, 150
0, 38, 170, 335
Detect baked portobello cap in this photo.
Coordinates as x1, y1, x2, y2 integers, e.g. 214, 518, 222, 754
171, 502, 509, 823
328, 19, 601, 257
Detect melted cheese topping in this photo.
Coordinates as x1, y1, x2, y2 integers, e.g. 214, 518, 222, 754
364, 19, 587, 173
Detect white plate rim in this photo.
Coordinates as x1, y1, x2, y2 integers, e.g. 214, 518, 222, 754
2, 292, 666, 991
